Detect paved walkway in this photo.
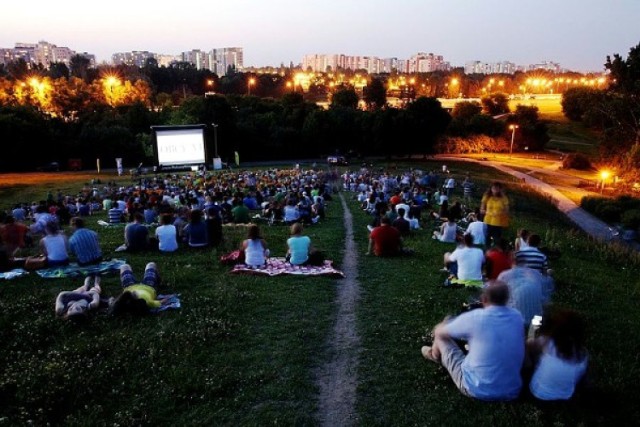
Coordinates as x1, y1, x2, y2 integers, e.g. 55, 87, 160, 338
437, 155, 617, 242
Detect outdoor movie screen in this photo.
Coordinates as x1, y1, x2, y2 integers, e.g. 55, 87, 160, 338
154, 126, 206, 166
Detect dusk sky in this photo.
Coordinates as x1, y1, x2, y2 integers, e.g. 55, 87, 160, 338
2, 0, 639, 71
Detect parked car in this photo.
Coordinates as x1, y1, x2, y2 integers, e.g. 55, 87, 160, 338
327, 155, 348, 166
36, 162, 60, 172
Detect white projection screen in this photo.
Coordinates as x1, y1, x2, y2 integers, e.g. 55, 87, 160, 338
154, 127, 206, 166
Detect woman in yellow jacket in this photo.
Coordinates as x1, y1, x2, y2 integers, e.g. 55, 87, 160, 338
480, 182, 510, 246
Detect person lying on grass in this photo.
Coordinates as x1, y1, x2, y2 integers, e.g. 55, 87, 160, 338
109, 262, 166, 315
55, 275, 102, 321
421, 281, 525, 401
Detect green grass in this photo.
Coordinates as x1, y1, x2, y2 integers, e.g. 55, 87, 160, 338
545, 118, 601, 157
353, 168, 640, 426
1, 164, 640, 425
0, 175, 343, 425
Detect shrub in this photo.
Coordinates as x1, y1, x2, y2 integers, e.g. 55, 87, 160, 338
621, 209, 640, 229
562, 153, 592, 170
580, 196, 604, 214
595, 202, 623, 223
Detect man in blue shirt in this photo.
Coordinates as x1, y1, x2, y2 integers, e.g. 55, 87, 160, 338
124, 213, 149, 252
69, 217, 103, 265
421, 281, 525, 400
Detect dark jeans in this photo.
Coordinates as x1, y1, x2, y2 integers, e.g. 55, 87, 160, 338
486, 224, 503, 246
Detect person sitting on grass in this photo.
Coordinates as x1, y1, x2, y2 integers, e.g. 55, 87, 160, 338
68, 217, 103, 266
183, 209, 208, 248
442, 233, 485, 285
55, 275, 102, 321
421, 281, 525, 401
242, 224, 270, 268
286, 222, 312, 265
1, 215, 30, 257
433, 217, 458, 243
155, 214, 178, 253
367, 216, 404, 257
109, 262, 164, 315
464, 213, 486, 247
123, 212, 149, 252
40, 221, 69, 268
231, 199, 251, 224
527, 307, 589, 401
484, 238, 512, 280
392, 208, 411, 237
514, 234, 550, 275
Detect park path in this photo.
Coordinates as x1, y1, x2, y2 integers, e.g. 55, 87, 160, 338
315, 194, 361, 426
437, 155, 617, 242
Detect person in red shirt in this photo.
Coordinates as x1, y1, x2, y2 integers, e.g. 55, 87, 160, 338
484, 238, 513, 280
389, 191, 402, 206
1, 216, 30, 256
367, 216, 402, 257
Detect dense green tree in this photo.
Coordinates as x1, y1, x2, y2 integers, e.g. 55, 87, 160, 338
363, 78, 387, 110
330, 88, 359, 109
406, 97, 451, 154
70, 55, 91, 82
48, 62, 69, 79
481, 93, 510, 116
512, 105, 549, 151
561, 87, 604, 121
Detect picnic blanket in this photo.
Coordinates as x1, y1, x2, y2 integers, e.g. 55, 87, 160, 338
150, 294, 181, 313
0, 268, 29, 280
230, 257, 344, 278
36, 259, 128, 279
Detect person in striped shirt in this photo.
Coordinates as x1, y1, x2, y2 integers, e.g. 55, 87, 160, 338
69, 217, 103, 266
514, 234, 549, 275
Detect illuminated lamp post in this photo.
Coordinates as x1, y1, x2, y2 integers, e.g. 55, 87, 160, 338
509, 124, 519, 158
600, 170, 610, 194
247, 77, 256, 95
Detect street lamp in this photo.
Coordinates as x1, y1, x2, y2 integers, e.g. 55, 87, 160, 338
600, 170, 610, 194
509, 124, 519, 158
211, 123, 219, 158
247, 77, 255, 95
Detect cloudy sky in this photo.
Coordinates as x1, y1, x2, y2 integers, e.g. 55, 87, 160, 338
2, 0, 638, 71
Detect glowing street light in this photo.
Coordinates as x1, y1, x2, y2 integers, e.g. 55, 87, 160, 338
600, 170, 610, 193
509, 124, 519, 158
247, 77, 256, 95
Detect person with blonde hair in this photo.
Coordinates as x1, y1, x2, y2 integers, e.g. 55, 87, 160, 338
286, 222, 312, 265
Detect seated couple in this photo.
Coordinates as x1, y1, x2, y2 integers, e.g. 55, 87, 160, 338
422, 282, 588, 402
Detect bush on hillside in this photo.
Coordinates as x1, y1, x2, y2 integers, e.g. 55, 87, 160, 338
621, 209, 640, 230
562, 153, 592, 170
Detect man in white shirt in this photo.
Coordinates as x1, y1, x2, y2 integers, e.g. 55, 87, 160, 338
444, 234, 485, 280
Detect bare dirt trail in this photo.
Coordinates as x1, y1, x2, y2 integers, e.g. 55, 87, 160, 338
315, 194, 361, 426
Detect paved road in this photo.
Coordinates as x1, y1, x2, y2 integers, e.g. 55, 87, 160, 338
436, 155, 618, 242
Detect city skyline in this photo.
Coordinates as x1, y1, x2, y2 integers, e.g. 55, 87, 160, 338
2, 0, 639, 72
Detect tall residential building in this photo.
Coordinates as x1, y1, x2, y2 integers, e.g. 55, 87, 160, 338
209, 47, 244, 76
156, 54, 178, 67
302, 52, 448, 74
181, 49, 207, 70
465, 60, 517, 75
409, 52, 449, 73
1, 41, 94, 68
112, 51, 156, 67
528, 61, 561, 73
